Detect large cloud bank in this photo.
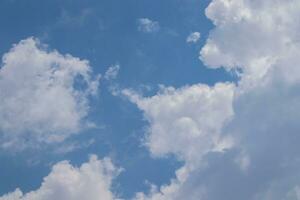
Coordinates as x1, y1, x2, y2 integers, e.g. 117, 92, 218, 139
127, 0, 300, 199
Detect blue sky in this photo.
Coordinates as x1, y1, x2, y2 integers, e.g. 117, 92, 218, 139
1, 0, 300, 200
0, 0, 232, 198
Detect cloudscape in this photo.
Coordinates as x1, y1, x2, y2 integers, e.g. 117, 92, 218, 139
1, 0, 300, 199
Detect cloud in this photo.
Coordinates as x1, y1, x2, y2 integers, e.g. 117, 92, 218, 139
123, 83, 235, 163
200, 0, 300, 87
0, 155, 120, 200
0, 38, 100, 150
104, 65, 120, 81
186, 32, 201, 43
125, 0, 300, 199
53, 139, 95, 154
124, 83, 235, 200
3, 0, 300, 199
137, 18, 160, 33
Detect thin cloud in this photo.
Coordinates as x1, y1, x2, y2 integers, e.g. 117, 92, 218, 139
137, 18, 160, 33
186, 32, 201, 43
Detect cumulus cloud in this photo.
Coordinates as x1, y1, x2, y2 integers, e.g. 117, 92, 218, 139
125, 0, 300, 199
0, 38, 100, 150
200, 0, 300, 88
137, 18, 160, 33
124, 83, 235, 200
0, 155, 120, 200
186, 32, 201, 43
4, 0, 300, 199
123, 83, 235, 163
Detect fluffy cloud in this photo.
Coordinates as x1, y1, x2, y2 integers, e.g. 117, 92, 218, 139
186, 32, 201, 43
127, 0, 300, 199
123, 83, 235, 163
0, 155, 120, 200
0, 38, 100, 150
137, 18, 160, 33
125, 83, 236, 200
3, 0, 300, 199
200, 0, 300, 87
124, 83, 235, 200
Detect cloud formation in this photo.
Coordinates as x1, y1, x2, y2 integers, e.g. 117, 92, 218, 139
0, 38, 100, 150
0, 155, 120, 200
123, 83, 234, 163
3, 0, 300, 199
126, 0, 300, 199
137, 18, 160, 33
104, 65, 120, 81
186, 32, 201, 43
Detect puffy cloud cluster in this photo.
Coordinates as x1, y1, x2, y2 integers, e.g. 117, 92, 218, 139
0, 38, 100, 150
127, 0, 300, 199
0, 155, 120, 200
201, 0, 300, 87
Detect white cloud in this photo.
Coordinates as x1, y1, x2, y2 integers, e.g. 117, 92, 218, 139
104, 65, 120, 80
0, 155, 120, 200
186, 32, 201, 43
124, 83, 235, 200
123, 83, 235, 163
0, 38, 100, 150
138, 18, 160, 33
126, 0, 300, 199
200, 0, 300, 88
3, 0, 300, 199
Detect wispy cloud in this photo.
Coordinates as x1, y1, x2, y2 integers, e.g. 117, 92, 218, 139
186, 32, 201, 43
137, 18, 160, 33
104, 64, 120, 81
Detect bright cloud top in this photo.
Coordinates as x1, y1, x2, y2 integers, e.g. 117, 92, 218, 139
137, 18, 160, 33
123, 83, 234, 163
0, 38, 100, 150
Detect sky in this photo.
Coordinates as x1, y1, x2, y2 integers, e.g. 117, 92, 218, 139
1, 0, 300, 200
